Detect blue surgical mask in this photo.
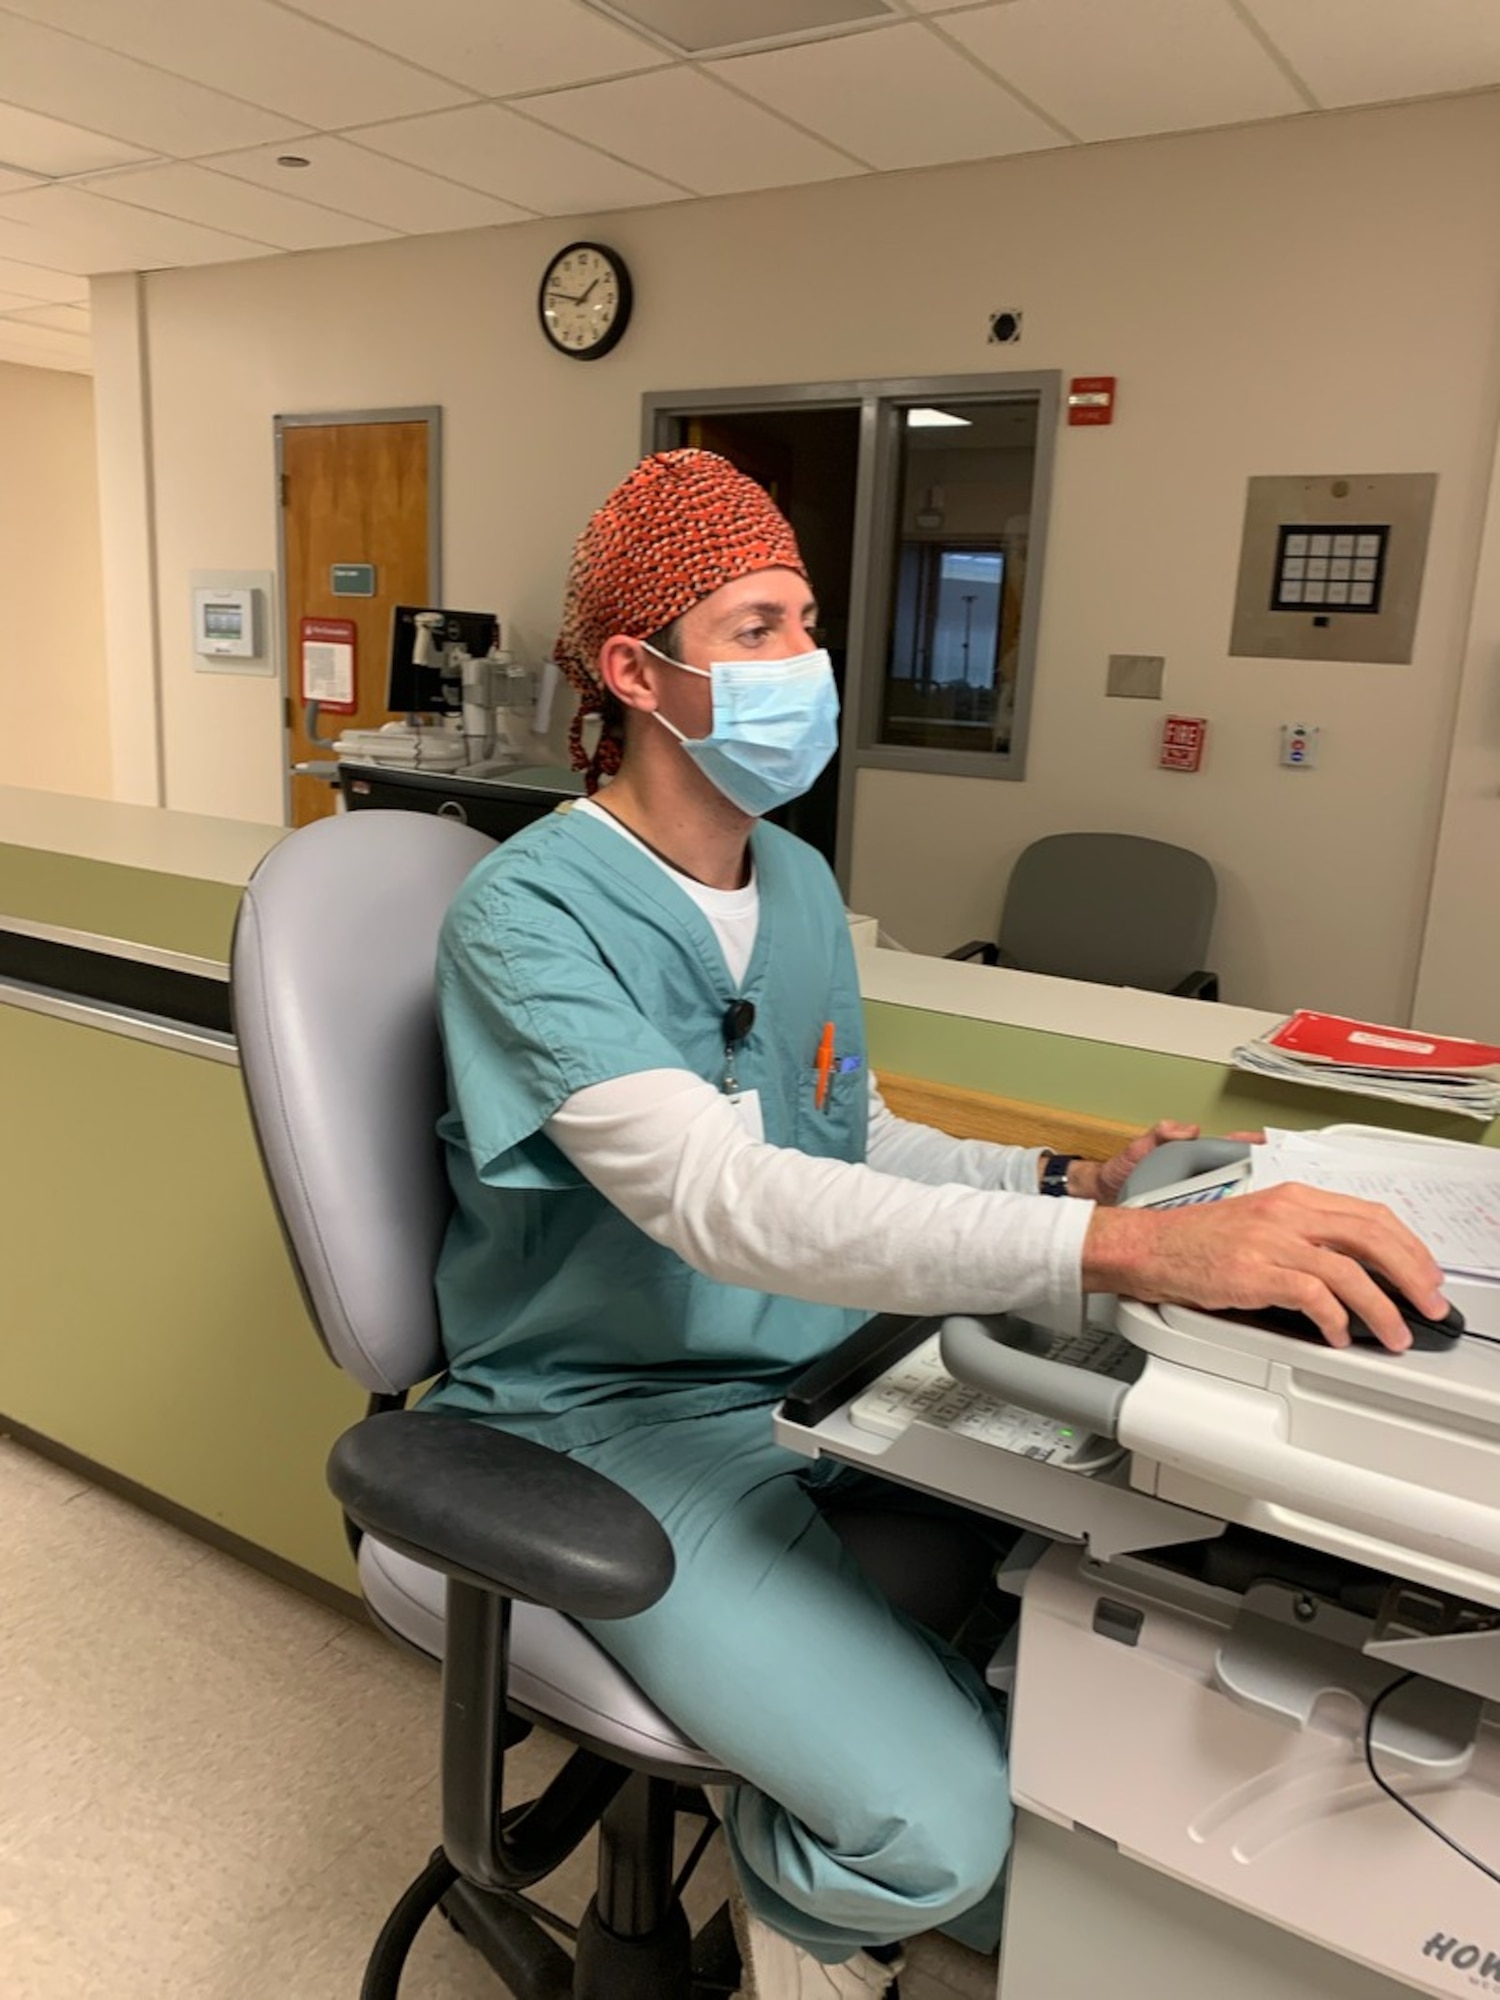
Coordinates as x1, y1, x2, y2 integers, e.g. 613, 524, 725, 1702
644, 643, 840, 818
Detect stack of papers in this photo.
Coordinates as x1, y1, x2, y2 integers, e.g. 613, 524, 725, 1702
1233, 1010, 1500, 1121
1249, 1127, 1500, 1333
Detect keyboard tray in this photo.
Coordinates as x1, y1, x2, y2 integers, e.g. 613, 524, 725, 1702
775, 1313, 1223, 1562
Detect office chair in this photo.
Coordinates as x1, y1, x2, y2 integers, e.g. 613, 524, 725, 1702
949, 831, 1219, 1000
231, 810, 1000, 2000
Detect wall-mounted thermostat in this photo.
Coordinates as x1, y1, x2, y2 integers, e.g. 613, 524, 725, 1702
193, 587, 257, 657
190, 570, 277, 676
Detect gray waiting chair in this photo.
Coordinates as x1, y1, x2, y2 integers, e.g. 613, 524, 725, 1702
950, 831, 1219, 1000
230, 809, 997, 2000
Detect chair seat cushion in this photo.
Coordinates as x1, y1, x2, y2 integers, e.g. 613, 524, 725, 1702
359, 1534, 723, 1776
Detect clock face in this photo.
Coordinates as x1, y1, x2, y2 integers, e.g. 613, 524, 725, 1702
538, 242, 632, 360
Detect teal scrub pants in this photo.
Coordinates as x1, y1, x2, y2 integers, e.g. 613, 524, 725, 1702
573, 1401, 1014, 1963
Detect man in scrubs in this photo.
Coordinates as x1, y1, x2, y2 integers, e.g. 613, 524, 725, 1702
426, 450, 1443, 2000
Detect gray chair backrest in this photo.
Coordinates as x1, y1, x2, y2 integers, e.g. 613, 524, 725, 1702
231, 810, 496, 1394
998, 832, 1216, 992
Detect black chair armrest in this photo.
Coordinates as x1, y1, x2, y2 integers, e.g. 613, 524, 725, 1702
1170, 969, 1220, 1001
946, 940, 1003, 965
328, 1410, 674, 1620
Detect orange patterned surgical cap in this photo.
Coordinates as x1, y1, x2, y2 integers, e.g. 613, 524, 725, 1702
553, 448, 806, 791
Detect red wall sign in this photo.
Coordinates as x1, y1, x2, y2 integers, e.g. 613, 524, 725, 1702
300, 616, 358, 714
1068, 376, 1117, 426
1160, 715, 1207, 772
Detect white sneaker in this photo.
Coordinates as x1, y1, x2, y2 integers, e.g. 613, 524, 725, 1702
730, 1888, 903, 1998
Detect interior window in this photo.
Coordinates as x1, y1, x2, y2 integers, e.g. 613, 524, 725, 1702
878, 400, 1038, 758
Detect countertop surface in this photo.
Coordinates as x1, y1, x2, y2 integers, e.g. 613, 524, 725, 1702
0, 787, 1282, 1066
0, 786, 288, 888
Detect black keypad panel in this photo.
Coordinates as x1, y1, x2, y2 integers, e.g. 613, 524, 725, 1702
1272, 524, 1389, 613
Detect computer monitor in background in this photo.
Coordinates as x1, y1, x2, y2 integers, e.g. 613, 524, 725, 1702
387, 605, 501, 716
338, 763, 582, 844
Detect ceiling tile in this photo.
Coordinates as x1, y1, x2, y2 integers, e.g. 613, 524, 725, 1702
0, 14, 309, 156
943, 0, 1305, 143
0, 288, 49, 312
0, 257, 90, 303
0, 186, 277, 273
0, 0, 476, 130
520, 67, 863, 195
5, 300, 91, 332
274, 0, 669, 97
80, 163, 397, 253
707, 21, 1065, 169
0, 166, 42, 195
0, 215, 92, 276
1241, 0, 1500, 105
574, 0, 895, 55
0, 322, 92, 371
0, 103, 155, 178
350, 104, 684, 214
208, 137, 532, 234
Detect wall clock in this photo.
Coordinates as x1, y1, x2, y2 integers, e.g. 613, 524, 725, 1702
538, 241, 633, 361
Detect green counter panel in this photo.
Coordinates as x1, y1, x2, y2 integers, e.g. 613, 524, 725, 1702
864, 1001, 1500, 1151
0, 844, 245, 961
2, 1002, 363, 1589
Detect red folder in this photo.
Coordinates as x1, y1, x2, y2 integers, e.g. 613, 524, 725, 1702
1265, 1011, 1500, 1078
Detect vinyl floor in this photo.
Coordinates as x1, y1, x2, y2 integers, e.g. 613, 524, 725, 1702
0, 1435, 996, 2000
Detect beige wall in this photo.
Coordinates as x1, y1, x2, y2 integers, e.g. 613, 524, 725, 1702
95, 92, 1500, 1024
91, 274, 163, 809
1413, 402, 1500, 1044
0, 364, 109, 798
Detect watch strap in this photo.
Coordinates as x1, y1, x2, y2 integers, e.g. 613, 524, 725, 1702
1038, 1151, 1080, 1197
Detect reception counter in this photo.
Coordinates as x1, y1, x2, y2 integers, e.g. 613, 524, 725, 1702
0, 790, 369, 1596
3, 785, 1495, 1604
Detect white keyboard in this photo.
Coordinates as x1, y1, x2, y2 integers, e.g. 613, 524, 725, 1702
848, 1322, 1133, 1472
1127, 1160, 1249, 1211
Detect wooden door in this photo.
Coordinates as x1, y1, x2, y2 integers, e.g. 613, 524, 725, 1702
281, 417, 433, 827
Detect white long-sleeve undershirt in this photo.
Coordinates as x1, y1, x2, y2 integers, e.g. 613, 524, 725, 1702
544, 1069, 1089, 1323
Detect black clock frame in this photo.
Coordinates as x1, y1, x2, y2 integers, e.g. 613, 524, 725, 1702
538, 241, 633, 361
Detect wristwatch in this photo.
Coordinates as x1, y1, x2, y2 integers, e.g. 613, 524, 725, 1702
1038, 1152, 1080, 1197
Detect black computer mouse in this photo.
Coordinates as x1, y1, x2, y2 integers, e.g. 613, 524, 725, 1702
1233, 1267, 1464, 1352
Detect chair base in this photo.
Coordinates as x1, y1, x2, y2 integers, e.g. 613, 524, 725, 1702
362, 1845, 743, 1999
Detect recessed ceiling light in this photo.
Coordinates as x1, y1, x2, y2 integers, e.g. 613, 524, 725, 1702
276, 154, 311, 169
583, 0, 893, 57
906, 408, 972, 429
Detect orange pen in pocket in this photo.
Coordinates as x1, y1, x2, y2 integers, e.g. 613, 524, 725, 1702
814, 1021, 836, 1112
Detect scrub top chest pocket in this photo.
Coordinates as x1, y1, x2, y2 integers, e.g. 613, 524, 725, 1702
796, 1018, 867, 1160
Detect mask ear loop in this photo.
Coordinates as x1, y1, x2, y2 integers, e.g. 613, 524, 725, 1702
639, 640, 713, 748
640, 639, 711, 679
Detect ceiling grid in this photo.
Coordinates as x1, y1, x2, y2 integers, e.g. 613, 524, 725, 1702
0, 0, 1493, 373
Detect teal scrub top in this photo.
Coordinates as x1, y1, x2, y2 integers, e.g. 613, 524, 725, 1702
423, 805, 870, 1449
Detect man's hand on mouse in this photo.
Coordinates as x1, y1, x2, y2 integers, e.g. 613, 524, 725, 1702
1081, 1181, 1447, 1351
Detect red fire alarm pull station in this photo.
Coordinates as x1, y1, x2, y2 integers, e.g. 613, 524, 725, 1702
1160, 715, 1207, 772
1068, 376, 1116, 426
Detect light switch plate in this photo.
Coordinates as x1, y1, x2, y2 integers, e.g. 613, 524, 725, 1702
1107, 654, 1164, 699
